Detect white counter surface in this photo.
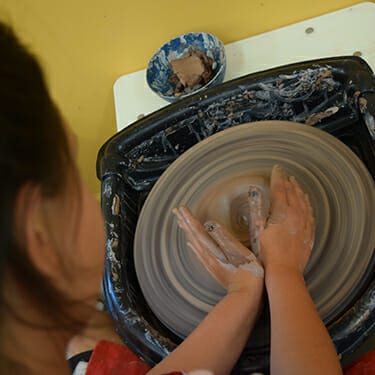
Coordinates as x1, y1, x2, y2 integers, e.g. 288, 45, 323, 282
114, 2, 375, 131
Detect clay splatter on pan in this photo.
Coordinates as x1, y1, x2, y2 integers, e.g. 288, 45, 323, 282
124, 65, 358, 190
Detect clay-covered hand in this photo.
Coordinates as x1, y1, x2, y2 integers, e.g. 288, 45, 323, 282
173, 207, 264, 295
259, 165, 315, 274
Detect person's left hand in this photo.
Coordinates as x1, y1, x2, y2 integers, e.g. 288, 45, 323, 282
173, 207, 264, 295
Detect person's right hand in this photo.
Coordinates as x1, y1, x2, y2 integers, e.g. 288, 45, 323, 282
259, 165, 315, 274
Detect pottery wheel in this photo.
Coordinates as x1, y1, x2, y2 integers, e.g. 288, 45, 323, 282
134, 121, 375, 339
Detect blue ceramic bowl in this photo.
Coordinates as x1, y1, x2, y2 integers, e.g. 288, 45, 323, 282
146, 32, 226, 103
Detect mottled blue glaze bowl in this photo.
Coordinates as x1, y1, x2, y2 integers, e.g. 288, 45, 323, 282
146, 32, 226, 103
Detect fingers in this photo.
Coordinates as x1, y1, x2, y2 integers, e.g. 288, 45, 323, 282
204, 220, 256, 266
289, 176, 307, 216
174, 207, 265, 291
289, 177, 312, 223
289, 177, 315, 248
268, 165, 288, 224
187, 242, 232, 287
172, 207, 228, 263
284, 177, 298, 208
270, 165, 287, 208
174, 208, 233, 288
305, 193, 315, 248
248, 185, 267, 257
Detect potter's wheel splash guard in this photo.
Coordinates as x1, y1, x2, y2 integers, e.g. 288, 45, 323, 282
134, 121, 375, 340
98, 56, 375, 374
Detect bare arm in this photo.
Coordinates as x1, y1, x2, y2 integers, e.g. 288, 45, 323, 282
148, 208, 264, 375
266, 266, 342, 375
148, 286, 262, 375
260, 165, 342, 375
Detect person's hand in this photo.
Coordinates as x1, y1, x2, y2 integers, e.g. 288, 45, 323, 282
259, 165, 315, 274
173, 207, 264, 295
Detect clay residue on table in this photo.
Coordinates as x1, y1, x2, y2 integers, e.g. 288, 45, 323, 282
305, 106, 339, 125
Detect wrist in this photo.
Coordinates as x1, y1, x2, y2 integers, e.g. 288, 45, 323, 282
226, 286, 264, 324
265, 263, 305, 286
227, 277, 264, 299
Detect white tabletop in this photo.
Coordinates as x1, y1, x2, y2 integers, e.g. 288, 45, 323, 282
114, 2, 375, 131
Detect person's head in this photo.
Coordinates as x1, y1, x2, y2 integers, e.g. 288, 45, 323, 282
0, 22, 105, 367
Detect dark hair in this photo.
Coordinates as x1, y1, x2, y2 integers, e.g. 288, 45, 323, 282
0, 22, 81, 369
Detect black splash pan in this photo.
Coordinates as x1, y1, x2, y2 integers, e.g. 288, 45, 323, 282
97, 56, 375, 374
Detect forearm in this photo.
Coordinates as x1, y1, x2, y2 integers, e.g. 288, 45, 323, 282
148, 287, 263, 375
265, 266, 342, 375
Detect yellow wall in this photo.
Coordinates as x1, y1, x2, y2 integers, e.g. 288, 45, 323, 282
0, 0, 367, 194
